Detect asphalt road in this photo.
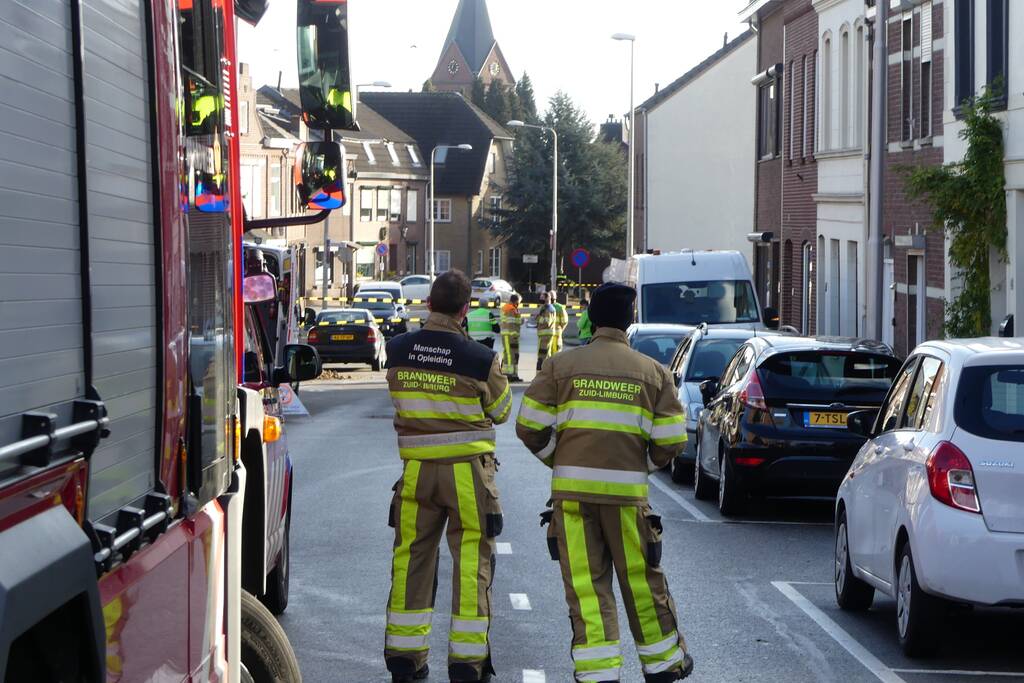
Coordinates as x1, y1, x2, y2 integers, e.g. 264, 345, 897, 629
278, 332, 1023, 683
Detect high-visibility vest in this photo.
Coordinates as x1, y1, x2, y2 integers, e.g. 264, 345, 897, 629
467, 308, 497, 340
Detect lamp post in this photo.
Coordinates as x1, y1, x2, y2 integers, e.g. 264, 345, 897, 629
429, 144, 473, 280
507, 120, 559, 295
612, 33, 636, 258
354, 80, 392, 102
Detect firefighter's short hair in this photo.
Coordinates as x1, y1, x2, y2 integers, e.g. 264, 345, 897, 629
430, 270, 472, 314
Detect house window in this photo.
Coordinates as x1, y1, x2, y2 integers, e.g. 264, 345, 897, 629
240, 99, 249, 135
407, 145, 421, 166
840, 29, 850, 148
789, 61, 797, 161
360, 187, 373, 221
821, 36, 831, 151
269, 162, 281, 216
488, 151, 496, 174
477, 250, 484, 275
387, 142, 400, 166
488, 195, 502, 221
954, 0, 974, 108
921, 3, 934, 138
758, 80, 781, 159
363, 142, 376, 165
901, 15, 914, 142
430, 250, 451, 273
390, 189, 402, 221
407, 189, 418, 222
432, 198, 452, 223
802, 55, 810, 157
376, 188, 390, 222
855, 25, 865, 146
489, 247, 501, 277
987, 0, 1008, 98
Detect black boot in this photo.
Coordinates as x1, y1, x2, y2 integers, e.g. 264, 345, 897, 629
388, 657, 429, 683
643, 653, 695, 682
448, 662, 492, 682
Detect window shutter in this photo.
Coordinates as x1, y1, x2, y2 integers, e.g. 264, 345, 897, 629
922, 2, 933, 63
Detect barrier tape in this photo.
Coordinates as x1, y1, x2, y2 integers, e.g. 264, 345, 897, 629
300, 297, 589, 311
309, 311, 589, 327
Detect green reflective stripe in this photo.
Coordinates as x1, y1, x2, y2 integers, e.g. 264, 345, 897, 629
557, 420, 647, 436
454, 462, 481, 617
653, 434, 688, 446
494, 399, 513, 423
389, 461, 422, 610
386, 623, 431, 637
619, 506, 662, 644
575, 656, 625, 672
516, 415, 548, 431
449, 630, 488, 644
651, 415, 687, 445
639, 645, 683, 665
397, 409, 486, 421
523, 396, 557, 415
560, 400, 654, 420
554, 478, 648, 499
393, 391, 481, 405
562, 501, 604, 645
485, 385, 511, 414
653, 415, 685, 426
399, 440, 496, 460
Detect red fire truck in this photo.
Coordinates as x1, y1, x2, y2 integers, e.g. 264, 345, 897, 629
0, 0, 351, 680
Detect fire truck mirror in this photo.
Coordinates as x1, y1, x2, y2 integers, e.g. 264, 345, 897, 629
297, 0, 357, 131
295, 142, 346, 210
235, 0, 269, 26
243, 273, 277, 304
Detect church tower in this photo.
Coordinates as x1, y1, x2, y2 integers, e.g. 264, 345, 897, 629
429, 0, 514, 95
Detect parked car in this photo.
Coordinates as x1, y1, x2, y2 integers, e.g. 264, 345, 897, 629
471, 278, 517, 306
666, 326, 776, 483
835, 338, 1024, 656
354, 295, 409, 338
694, 336, 901, 515
306, 309, 387, 369
627, 324, 694, 366
400, 274, 433, 302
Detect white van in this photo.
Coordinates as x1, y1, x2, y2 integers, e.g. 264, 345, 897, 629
627, 251, 777, 329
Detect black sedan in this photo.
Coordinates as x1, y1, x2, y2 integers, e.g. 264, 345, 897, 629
694, 336, 900, 515
306, 309, 387, 370
352, 295, 409, 339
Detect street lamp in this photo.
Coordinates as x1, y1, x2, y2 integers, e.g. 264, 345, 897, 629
612, 32, 636, 258
429, 144, 473, 280
507, 120, 559, 295
355, 81, 392, 100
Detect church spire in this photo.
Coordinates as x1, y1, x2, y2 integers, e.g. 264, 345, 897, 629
442, 0, 496, 75
429, 0, 513, 95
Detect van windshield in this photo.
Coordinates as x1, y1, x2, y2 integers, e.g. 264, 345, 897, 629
642, 280, 759, 325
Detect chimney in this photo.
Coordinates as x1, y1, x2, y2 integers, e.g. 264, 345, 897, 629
654, 83, 660, 93
277, 70, 283, 91
723, 32, 729, 48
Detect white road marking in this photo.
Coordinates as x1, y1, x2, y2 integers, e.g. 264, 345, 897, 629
509, 593, 532, 610
892, 670, 1024, 678
649, 474, 712, 523
496, 542, 513, 555
522, 670, 547, 683
772, 581, 907, 683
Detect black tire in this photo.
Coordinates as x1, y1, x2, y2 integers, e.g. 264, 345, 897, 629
896, 544, 943, 657
261, 511, 290, 616
671, 456, 694, 485
241, 590, 302, 683
717, 447, 745, 517
835, 512, 874, 611
371, 356, 381, 372
693, 443, 716, 501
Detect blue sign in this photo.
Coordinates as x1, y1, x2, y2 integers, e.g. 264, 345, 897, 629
571, 248, 591, 269
376, 242, 389, 256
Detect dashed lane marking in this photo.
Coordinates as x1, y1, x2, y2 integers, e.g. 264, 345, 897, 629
509, 593, 532, 610
522, 670, 546, 682
496, 542, 513, 555
649, 474, 712, 523
772, 581, 907, 683
892, 670, 1024, 678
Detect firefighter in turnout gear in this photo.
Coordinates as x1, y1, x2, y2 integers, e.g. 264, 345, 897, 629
384, 270, 512, 683
515, 283, 694, 683
535, 291, 557, 370
499, 294, 523, 382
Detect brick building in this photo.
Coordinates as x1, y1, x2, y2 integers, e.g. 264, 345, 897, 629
428, 0, 514, 96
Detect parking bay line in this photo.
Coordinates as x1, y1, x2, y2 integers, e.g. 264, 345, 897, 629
891, 670, 1024, 678
649, 475, 712, 523
509, 593, 532, 610
772, 581, 907, 683
650, 475, 831, 526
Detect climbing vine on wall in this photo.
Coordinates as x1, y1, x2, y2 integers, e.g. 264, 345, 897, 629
905, 84, 1007, 338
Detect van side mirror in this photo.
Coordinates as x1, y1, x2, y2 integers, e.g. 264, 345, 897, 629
273, 344, 322, 385
295, 142, 346, 210
699, 378, 720, 406
847, 410, 878, 438
297, 0, 357, 130
243, 273, 277, 304
763, 306, 780, 330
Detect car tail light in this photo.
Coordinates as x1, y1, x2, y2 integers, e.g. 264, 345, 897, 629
927, 441, 981, 514
735, 457, 766, 467
307, 329, 319, 343
367, 329, 377, 343
739, 372, 768, 411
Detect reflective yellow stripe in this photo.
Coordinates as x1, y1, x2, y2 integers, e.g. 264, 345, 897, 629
562, 501, 604, 644
389, 461, 421, 610
619, 506, 662, 644
454, 462, 480, 617
393, 391, 481, 405
552, 478, 648, 499
399, 440, 496, 460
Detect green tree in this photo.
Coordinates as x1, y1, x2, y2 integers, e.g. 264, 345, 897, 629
905, 84, 1006, 337
470, 77, 487, 109
515, 73, 538, 122
492, 92, 626, 283
422, 79, 436, 93
484, 80, 510, 124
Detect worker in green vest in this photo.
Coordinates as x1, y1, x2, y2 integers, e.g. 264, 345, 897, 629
467, 305, 499, 349
577, 308, 594, 345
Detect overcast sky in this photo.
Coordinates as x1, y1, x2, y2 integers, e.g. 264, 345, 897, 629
238, 1, 748, 129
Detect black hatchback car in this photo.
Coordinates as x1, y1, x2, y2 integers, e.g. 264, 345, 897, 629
694, 336, 900, 515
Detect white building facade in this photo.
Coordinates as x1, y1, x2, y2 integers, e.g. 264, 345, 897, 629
640, 32, 758, 260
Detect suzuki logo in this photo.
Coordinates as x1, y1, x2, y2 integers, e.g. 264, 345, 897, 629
979, 461, 1015, 469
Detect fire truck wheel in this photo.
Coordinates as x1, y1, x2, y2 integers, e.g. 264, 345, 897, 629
241, 591, 302, 683
262, 511, 291, 615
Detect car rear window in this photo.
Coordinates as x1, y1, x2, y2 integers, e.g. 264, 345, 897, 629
758, 352, 901, 402
318, 311, 370, 324
686, 339, 745, 381
631, 334, 686, 365
955, 366, 1024, 442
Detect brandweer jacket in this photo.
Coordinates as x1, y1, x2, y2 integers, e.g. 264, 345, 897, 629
515, 327, 687, 505
387, 312, 512, 462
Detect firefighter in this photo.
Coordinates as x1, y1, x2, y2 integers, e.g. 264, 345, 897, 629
515, 282, 694, 683
551, 291, 569, 354
466, 304, 500, 349
535, 292, 557, 370
499, 294, 523, 382
384, 270, 512, 683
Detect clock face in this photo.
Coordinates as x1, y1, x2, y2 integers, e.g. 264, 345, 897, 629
447, 59, 460, 76
489, 62, 500, 77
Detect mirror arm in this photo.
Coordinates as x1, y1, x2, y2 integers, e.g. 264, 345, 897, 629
245, 209, 331, 232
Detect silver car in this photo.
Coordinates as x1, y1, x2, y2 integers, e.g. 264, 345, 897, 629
471, 278, 517, 306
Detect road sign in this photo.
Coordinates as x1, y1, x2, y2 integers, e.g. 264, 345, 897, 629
376, 242, 389, 256
571, 248, 590, 269
522, 254, 539, 264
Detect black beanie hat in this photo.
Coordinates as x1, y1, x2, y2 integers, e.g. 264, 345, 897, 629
589, 282, 636, 331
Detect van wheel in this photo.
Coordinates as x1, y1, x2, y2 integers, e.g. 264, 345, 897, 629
261, 512, 290, 616
717, 447, 745, 516
242, 591, 302, 682
693, 444, 716, 500
835, 512, 874, 611
896, 545, 942, 657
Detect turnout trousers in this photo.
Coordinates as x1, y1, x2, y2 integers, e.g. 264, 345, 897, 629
548, 500, 688, 682
385, 455, 503, 679
500, 333, 520, 378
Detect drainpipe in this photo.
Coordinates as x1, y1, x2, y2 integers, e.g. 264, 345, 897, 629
866, 0, 888, 341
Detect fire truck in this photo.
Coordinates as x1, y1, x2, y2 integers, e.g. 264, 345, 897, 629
0, 0, 352, 680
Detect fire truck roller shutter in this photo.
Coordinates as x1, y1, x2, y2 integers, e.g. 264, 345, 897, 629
0, 0, 87, 456
80, 0, 161, 522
